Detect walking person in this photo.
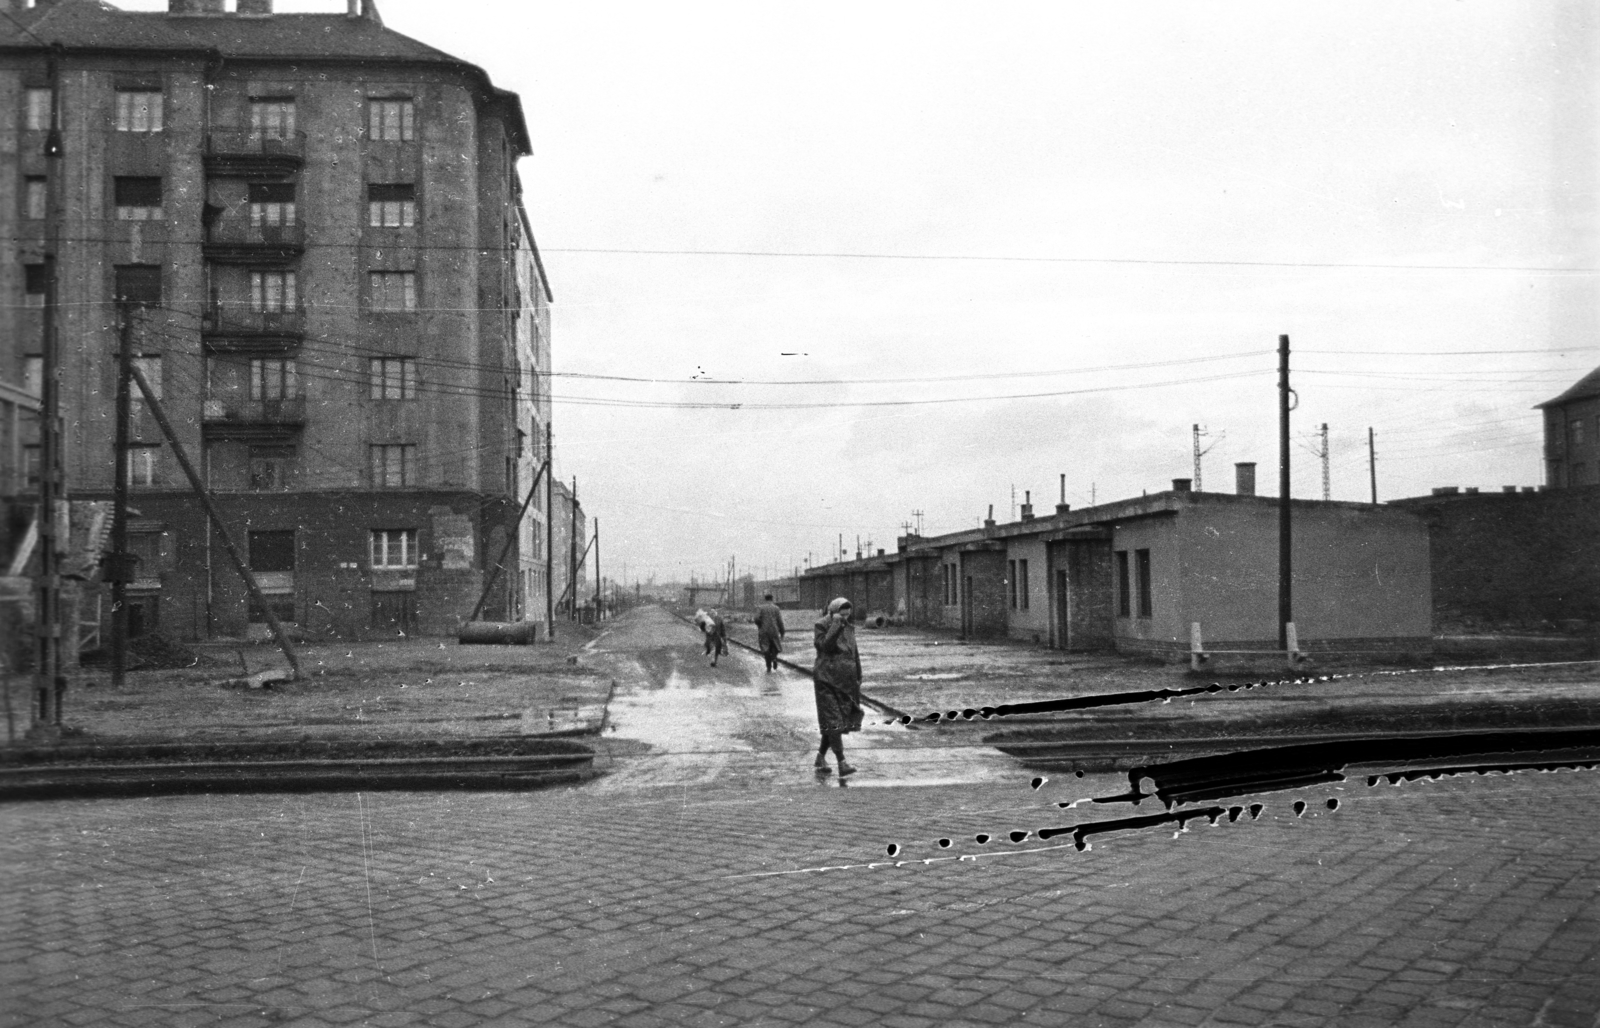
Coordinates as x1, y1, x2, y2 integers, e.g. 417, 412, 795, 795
812, 597, 864, 776
695, 608, 728, 666
754, 593, 786, 672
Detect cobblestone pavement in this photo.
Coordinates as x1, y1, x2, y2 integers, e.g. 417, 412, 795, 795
2, 766, 1598, 1027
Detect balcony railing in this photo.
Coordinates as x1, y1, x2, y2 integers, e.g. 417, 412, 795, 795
205, 129, 307, 163
205, 218, 305, 250
203, 304, 306, 338
202, 397, 307, 425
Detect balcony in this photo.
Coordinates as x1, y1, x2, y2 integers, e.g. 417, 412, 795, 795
204, 129, 306, 174
203, 218, 304, 264
202, 396, 307, 442
202, 304, 305, 351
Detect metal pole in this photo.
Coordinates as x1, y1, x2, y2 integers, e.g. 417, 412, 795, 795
128, 363, 303, 681
545, 422, 554, 640
569, 476, 577, 621
1320, 422, 1330, 502
1278, 334, 1292, 651
109, 307, 133, 687
593, 518, 601, 620
1368, 427, 1378, 505
33, 45, 66, 729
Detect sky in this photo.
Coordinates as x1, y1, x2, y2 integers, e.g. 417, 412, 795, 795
182, 1, 1600, 582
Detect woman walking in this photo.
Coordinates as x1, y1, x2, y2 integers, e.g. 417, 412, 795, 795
812, 597, 864, 776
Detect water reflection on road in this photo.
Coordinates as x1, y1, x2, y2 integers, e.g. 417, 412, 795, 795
584, 607, 1028, 792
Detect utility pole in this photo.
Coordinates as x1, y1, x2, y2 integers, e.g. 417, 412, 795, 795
1368, 427, 1378, 505
912, 509, 923, 535
544, 423, 553, 640
1320, 423, 1330, 501
593, 518, 600, 620
568, 476, 577, 621
108, 307, 135, 688
1278, 334, 1294, 652
33, 43, 67, 731
1193, 424, 1204, 492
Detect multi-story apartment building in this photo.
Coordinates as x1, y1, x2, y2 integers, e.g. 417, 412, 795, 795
0, 0, 556, 641
1538, 365, 1600, 488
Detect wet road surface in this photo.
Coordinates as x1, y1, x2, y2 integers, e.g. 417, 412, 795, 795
583, 606, 1032, 791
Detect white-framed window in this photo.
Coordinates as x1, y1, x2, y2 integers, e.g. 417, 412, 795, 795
249, 98, 296, 138
249, 358, 297, 400
22, 355, 42, 395
368, 357, 417, 399
368, 271, 416, 312
24, 177, 46, 220
368, 98, 415, 141
248, 182, 296, 227
114, 177, 163, 221
250, 270, 297, 312
128, 443, 159, 487
24, 88, 51, 131
115, 90, 164, 133
367, 184, 416, 228
370, 528, 418, 568
370, 443, 414, 488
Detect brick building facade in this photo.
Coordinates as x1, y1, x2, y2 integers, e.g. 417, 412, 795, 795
0, 0, 559, 641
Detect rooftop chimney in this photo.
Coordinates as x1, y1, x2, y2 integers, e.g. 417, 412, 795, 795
1502, 486, 1517, 493
1172, 478, 1193, 494
1020, 490, 1034, 520
984, 504, 996, 529
1235, 462, 1257, 497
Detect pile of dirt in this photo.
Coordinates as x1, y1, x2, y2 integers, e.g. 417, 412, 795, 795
81, 634, 218, 671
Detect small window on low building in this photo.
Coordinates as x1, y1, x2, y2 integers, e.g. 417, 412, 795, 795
115, 89, 164, 133
24, 176, 46, 220
368, 98, 415, 141
114, 177, 163, 221
367, 184, 416, 227
24, 264, 45, 307
1115, 550, 1130, 617
1135, 548, 1153, 618
1007, 560, 1017, 610
1019, 559, 1030, 610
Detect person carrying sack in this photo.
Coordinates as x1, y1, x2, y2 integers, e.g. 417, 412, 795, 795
812, 597, 864, 776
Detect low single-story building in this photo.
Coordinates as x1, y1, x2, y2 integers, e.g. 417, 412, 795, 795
803, 477, 1433, 659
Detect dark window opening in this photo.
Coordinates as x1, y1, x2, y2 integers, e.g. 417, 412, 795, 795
248, 530, 296, 572
1115, 551, 1131, 617
114, 265, 162, 307
1136, 548, 1153, 617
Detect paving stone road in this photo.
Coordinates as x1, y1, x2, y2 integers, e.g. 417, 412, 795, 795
2, 606, 1597, 1027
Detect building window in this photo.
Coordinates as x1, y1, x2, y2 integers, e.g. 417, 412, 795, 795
1574, 463, 1590, 486
249, 97, 296, 138
248, 182, 296, 227
128, 443, 159, 487
24, 88, 51, 131
1115, 550, 1130, 617
1008, 560, 1018, 610
114, 265, 162, 307
1135, 548, 1153, 618
22, 355, 42, 396
250, 270, 297, 312
369, 357, 417, 399
248, 444, 295, 491
24, 264, 45, 307
114, 177, 163, 221
24, 176, 46, 220
368, 98, 415, 141
370, 528, 418, 568
1019, 559, 1030, 610
131, 356, 162, 404
248, 530, 296, 573
1573, 420, 1587, 448
368, 271, 416, 311
23, 444, 39, 487
115, 90, 164, 133
370, 443, 414, 487
368, 184, 417, 227
249, 358, 296, 400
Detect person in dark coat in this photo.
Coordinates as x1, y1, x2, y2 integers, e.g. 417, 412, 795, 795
695, 608, 728, 666
812, 597, 863, 776
754, 593, 786, 672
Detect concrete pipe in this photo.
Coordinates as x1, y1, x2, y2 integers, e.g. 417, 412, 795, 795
458, 621, 539, 645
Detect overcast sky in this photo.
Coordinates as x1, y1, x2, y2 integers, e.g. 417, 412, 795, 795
304, 2, 1597, 582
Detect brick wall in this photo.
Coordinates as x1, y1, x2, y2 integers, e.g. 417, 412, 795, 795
1394, 487, 1600, 630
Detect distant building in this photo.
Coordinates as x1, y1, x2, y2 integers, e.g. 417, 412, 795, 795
803, 476, 1433, 659
1538, 365, 1600, 488
0, 0, 559, 640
